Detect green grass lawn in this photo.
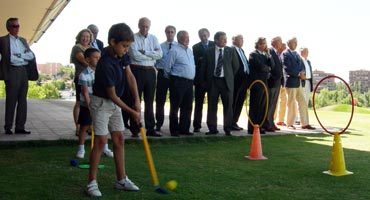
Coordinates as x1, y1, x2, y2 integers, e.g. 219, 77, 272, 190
0, 107, 369, 200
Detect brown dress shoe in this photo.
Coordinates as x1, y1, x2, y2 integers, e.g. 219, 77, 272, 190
276, 122, 286, 126
302, 125, 315, 130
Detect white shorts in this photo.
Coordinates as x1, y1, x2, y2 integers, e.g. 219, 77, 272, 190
90, 95, 124, 136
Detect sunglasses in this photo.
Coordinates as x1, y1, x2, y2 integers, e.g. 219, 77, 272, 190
9, 25, 20, 28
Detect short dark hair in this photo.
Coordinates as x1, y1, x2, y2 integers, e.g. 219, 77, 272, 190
84, 48, 100, 58
214, 31, 226, 41
108, 23, 134, 44
6, 17, 18, 27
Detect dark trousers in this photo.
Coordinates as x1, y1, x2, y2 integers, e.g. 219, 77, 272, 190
120, 82, 139, 134
155, 69, 170, 129
232, 73, 249, 125
248, 81, 268, 131
131, 68, 156, 132
207, 78, 233, 132
4, 67, 28, 130
169, 76, 193, 134
265, 85, 281, 128
193, 84, 207, 129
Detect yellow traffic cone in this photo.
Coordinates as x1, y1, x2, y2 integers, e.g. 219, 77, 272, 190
245, 125, 267, 160
323, 133, 353, 176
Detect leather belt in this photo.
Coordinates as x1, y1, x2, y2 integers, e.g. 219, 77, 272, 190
130, 64, 154, 70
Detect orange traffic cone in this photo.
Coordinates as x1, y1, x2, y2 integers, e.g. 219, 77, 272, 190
323, 133, 353, 176
245, 125, 267, 160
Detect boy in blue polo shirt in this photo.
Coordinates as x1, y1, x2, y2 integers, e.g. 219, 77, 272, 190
75, 48, 114, 159
85, 23, 141, 197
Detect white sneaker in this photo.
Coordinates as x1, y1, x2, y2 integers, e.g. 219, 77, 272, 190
103, 149, 114, 158
86, 180, 102, 197
76, 150, 85, 159
115, 176, 140, 191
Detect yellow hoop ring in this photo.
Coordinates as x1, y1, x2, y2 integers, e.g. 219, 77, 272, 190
245, 80, 269, 127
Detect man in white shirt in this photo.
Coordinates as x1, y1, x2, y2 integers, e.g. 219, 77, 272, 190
300, 47, 313, 105
0, 18, 36, 135
128, 17, 163, 137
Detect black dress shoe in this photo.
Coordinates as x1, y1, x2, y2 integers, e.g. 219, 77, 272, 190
180, 132, 194, 136
155, 127, 161, 132
193, 128, 200, 133
205, 130, 219, 135
225, 131, 232, 136
5, 129, 13, 135
265, 128, 275, 132
15, 129, 31, 134
146, 130, 162, 137
231, 125, 243, 131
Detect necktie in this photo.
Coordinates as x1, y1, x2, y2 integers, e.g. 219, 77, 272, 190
204, 44, 208, 49
215, 49, 223, 77
169, 42, 172, 50
240, 48, 250, 74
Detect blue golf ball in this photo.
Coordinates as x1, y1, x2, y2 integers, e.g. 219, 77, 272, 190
70, 159, 78, 167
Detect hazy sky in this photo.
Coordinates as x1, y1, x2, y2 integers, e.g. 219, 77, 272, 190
31, 0, 370, 81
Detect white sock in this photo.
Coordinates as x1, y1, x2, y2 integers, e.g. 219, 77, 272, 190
89, 180, 97, 185
78, 145, 85, 151
104, 144, 109, 151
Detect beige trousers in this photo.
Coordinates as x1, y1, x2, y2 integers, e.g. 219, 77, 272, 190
276, 87, 287, 122
286, 85, 309, 126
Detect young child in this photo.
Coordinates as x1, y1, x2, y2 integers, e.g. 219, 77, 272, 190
76, 48, 113, 159
85, 23, 141, 197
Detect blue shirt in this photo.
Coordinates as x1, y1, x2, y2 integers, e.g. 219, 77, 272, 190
164, 43, 195, 80
93, 49, 130, 99
78, 66, 94, 107
155, 41, 178, 70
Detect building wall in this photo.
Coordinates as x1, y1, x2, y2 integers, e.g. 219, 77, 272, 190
349, 69, 370, 92
312, 70, 335, 92
37, 63, 62, 76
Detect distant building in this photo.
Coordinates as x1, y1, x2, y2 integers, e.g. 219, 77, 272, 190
312, 70, 335, 92
349, 69, 370, 92
37, 63, 62, 76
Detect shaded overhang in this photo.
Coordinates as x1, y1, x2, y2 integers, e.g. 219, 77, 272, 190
0, 0, 70, 45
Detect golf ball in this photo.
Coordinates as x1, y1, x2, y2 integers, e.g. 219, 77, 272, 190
166, 180, 178, 190
70, 159, 78, 167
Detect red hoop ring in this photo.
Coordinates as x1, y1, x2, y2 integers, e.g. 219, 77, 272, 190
312, 75, 354, 135
245, 80, 269, 127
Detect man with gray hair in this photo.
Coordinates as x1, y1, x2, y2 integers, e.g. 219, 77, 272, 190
265, 36, 283, 132
282, 37, 314, 130
129, 17, 163, 137
164, 30, 195, 136
231, 34, 249, 131
87, 24, 104, 51
299, 47, 313, 105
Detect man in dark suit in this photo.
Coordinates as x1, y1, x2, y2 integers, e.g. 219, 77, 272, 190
192, 28, 215, 133
282, 37, 314, 130
248, 37, 274, 134
265, 36, 283, 132
0, 18, 36, 134
201, 31, 239, 136
87, 24, 104, 51
231, 34, 250, 131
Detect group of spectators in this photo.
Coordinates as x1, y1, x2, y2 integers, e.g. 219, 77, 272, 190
70, 17, 316, 140
0, 16, 317, 197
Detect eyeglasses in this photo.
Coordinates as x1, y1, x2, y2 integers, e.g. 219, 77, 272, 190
9, 25, 20, 28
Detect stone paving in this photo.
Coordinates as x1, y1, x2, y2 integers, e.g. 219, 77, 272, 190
0, 98, 323, 142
